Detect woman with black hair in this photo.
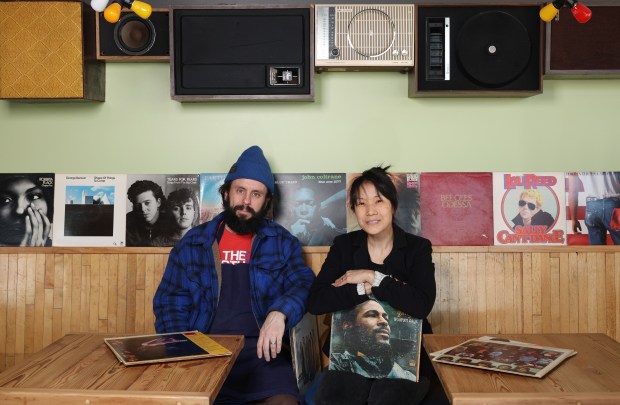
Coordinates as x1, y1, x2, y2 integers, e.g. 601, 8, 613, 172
307, 166, 448, 405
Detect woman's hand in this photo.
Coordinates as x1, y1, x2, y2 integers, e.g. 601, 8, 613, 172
20, 206, 51, 247
332, 269, 375, 287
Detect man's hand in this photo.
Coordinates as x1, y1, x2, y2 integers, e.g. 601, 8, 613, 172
290, 219, 310, 236
257, 311, 286, 362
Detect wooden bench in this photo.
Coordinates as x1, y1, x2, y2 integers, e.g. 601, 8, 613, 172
1, 245, 619, 372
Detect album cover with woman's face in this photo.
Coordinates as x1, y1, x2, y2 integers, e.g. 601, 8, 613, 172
0, 173, 55, 247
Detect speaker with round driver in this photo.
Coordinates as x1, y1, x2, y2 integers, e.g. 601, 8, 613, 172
409, 4, 542, 97
96, 9, 169, 61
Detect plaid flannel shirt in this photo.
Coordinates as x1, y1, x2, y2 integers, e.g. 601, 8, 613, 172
153, 212, 314, 334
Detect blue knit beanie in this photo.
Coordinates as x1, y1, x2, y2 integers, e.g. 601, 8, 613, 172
224, 146, 275, 193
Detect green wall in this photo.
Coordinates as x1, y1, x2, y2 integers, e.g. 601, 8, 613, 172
1, 63, 618, 174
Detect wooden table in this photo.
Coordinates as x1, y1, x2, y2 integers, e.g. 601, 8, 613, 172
424, 334, 620, 405
0, 333, 244, 405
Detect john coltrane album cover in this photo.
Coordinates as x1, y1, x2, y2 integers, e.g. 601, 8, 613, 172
274, 173, 346, 246
52, 174, 126, 247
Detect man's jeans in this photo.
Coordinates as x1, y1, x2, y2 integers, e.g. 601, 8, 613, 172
585, 197, 620, 245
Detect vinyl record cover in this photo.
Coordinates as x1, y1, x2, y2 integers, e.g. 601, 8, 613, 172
274, 173, 346, 246
52, 174, 126, 247
126, 174, 200, 247
420, 172, 493, 246
104, 330, 232, 366
346, 172, 421, 236
0, 173, 55, 247
291, 312, 322, 395
566, 172, 620, 246
493, 172, 566, 245
430, 335, 576, 378
199, 173, 226, 224
329, 300, 423, 382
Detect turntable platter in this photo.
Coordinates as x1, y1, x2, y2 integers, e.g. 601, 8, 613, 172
456, 11, 531, 87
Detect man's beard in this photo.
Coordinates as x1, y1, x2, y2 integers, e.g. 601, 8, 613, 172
222, 198, 268, 235
345, 327, 393, 359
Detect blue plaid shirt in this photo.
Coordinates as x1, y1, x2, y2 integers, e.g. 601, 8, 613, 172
153, 212, 314, 334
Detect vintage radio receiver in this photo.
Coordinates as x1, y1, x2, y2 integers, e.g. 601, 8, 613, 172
315, 4, 414, 71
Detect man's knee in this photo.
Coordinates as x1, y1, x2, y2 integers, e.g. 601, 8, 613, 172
253, 394, 299, 405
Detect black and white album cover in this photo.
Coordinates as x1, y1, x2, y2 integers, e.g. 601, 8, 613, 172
0, 173, 55, 247
126, 174, 200, 247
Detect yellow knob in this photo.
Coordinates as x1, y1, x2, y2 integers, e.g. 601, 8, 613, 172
103, 2, 122, 23
131, 1, 152, 19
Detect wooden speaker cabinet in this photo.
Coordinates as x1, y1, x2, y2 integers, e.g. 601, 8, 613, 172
96, 9, 169, 61
0, 1, 105, 101
545, 4, 620, 78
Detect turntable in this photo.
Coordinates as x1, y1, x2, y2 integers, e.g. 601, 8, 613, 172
409, 4, 542, 97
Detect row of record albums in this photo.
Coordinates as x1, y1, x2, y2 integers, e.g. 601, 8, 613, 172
1, 171, 618, 248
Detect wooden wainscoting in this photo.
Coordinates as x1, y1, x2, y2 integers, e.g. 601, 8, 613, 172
0, 245, 619, 371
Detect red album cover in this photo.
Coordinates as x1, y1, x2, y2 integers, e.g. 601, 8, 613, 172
420, 172, 493, 246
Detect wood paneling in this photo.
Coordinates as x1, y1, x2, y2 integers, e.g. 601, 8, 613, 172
0, 246, 619, 371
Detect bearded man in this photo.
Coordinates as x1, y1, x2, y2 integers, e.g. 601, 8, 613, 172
154, 145, 314, 405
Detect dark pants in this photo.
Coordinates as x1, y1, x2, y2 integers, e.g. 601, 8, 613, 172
312, 345, 449, 405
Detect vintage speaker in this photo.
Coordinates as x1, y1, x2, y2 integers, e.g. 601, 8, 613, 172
97, 9, 169, 61
171, 5, 314, 101
409, 4, 542, 97
0, 1, 104, 101
545, 5, 620, 78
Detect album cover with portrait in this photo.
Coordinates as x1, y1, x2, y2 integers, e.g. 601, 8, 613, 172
199, 173, 226, 224
565, 172, 620, 246
52, 174, 127, 246
0, 173, 55, 247
420, 172, 493, 246
125, 174, 200, 247
346, 172, 421, 236
328, 300, 423, 382
274, 173, 346, 246
493, 172, 566, 246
